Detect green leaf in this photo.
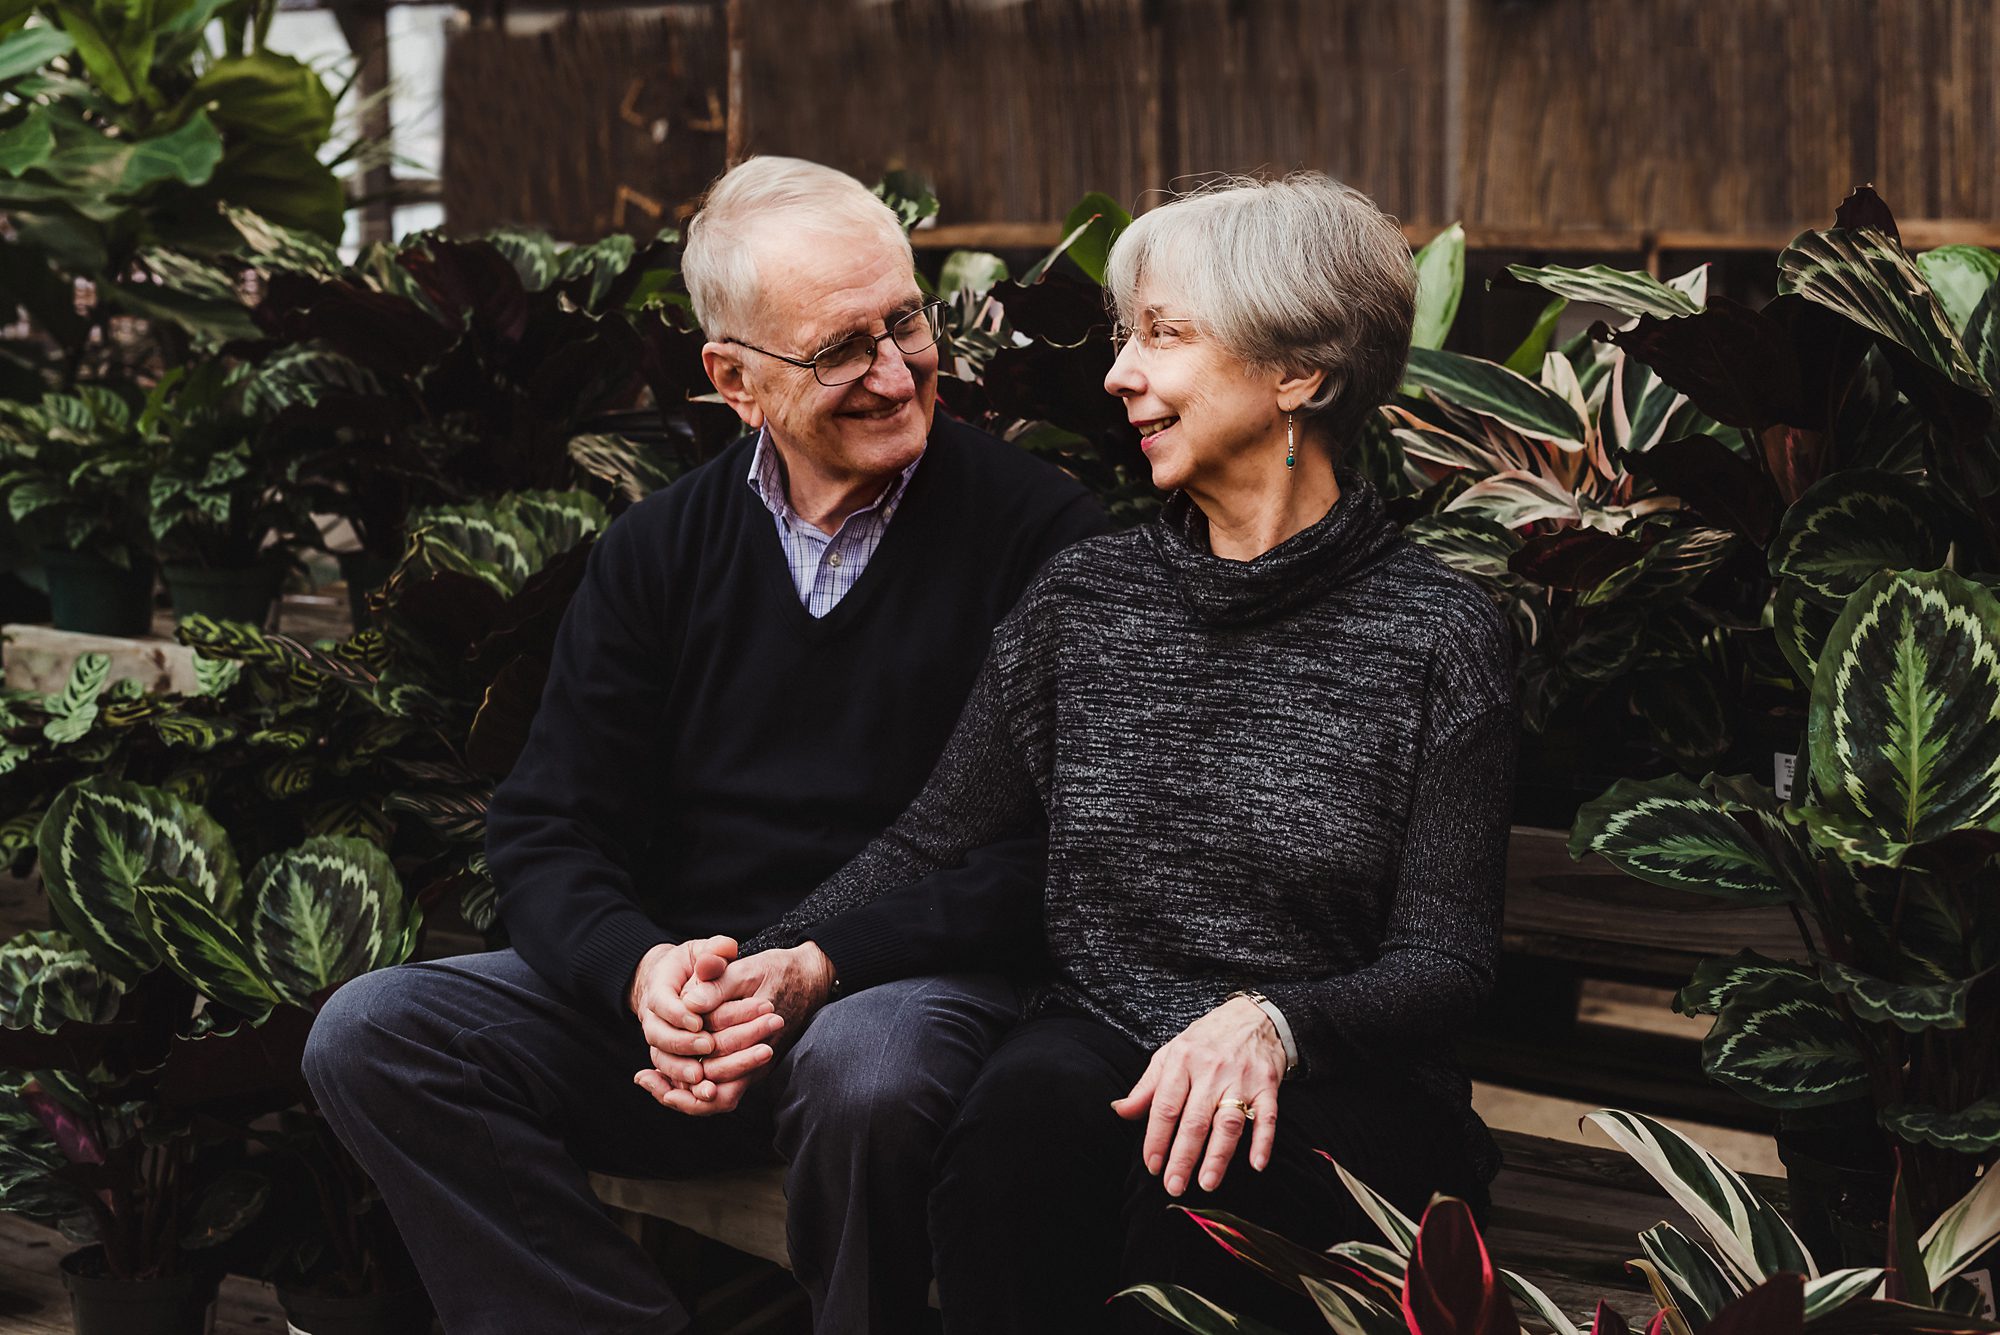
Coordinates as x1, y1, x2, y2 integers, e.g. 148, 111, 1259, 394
189, 53, 334, 149
0, 25, 74, 82
937, 250, 1008, 303
1818, 960, 1973, 1033
1113, 1284, 1294, 1335
248, 837, 409, 1006
0, 106, 54, 175
1571, 775, 1792, 904
1806, 570, 2000, 866
1404, 345, 1587, 444
192, 656, 240, 697
1506, 262, 1703, 321
1637, 1222, 1739, 1326
1586, 1109, 1816, 1287
0, 930, 121, 1029
1504, 297, 1567, 377
135, 878, 276, 1017
1770, 471, 1948, 609
1021, 191, 1132, 288
52, 4, 150, 107
1676, 951, 1815, 1018
1883, 1099, 2000, 1155
1916, 246, 2000, 336
1702, 976, 1871, 1109
1410, 223, 1464, 351
181, 1167, 267, 1250
566, 433, 675, 502
1301, 1276, 1407, 1335
1802, 1269, 1888, 1322
150, 712, 238, 751
1922, 1152, 2000, 1288
1320, 1152, 1418, 1257
1403, 512, 1522, 583
117, 109, 223, 194
38, 777, 242, 979
1774, 579, 1838, 687
1779, 228, 1984, 395
41, 651, 109, 745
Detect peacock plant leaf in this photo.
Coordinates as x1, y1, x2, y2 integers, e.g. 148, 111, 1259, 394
1505, 263, 1704, 322
40, 651, 109, 745
1769, 470, 1948, 609
1113, 1283, 1294, 1335
1914, 247, 2000, 338
1778, 228, 1984, 395
1405, 346, 1588, 445
1702, 975, 1870, 1108
1883, 1098, 2000, 1155
1636, 1222, 1739, 1324
1676, 951, 1815, 1018
1774, 580, 1839, 687
37, 777, 241, 980
151, 712, 239, 751
248, 836, 411, 1008
134, 879, 278, 1018
1570, 775, 1792, 904
1921, 1148, 2000, 1289
1805, 569, 2000, 867
1817, 960, 1973, 1033
0, 930, 120, 1030
1585, 1110, 1816, 1286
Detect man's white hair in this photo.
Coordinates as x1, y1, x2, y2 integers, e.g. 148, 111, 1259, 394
681, 156, 913, 342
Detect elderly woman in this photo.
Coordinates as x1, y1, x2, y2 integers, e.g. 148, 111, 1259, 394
752, 173, 1515, 1331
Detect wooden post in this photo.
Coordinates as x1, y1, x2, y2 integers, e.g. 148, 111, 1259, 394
333, 0, 395, 245
724, 0, 746, 167
1443, 0, 1467, 226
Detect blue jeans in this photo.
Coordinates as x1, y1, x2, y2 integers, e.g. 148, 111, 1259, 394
304, 949, 1018, 1334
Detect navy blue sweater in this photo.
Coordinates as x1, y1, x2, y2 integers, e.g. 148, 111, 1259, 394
486, 414, 1106, 1019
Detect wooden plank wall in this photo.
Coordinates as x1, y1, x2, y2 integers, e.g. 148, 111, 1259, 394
439, 0, 1997, 244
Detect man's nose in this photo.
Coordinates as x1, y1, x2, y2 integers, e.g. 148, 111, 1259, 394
861, 337, 918, 398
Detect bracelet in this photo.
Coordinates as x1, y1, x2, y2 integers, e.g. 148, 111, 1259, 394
1226, 990, 1299, 1078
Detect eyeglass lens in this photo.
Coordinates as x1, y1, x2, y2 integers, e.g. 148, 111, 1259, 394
813, 304, 945, 386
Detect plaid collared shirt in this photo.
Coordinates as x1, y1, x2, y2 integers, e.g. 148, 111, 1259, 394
746, 428, 923, 617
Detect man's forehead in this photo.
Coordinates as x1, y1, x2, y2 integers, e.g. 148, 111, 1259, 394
747, 227, 918, 342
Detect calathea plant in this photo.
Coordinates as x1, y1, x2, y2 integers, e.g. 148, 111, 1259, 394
0, 385, 160, 568
1572, 566, 2000, 1229
1119, 1109, 2000, 1334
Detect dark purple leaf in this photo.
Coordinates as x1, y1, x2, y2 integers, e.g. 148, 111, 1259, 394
1610, 298, 1807, 431
1589, 1300, 1631, 1335
1835, 185, 1901, 243
1627, 435, 1781, 544
1885, 1149, 1932, 1306
1701, 1274, 1803, 1335
991, 273, 1112, 347
21, 1084, 103, 1164
400, 239, 529, 343
464, 654, 549, 780
1510, 528, 1654, 592
1401, 1196, 1520, 1335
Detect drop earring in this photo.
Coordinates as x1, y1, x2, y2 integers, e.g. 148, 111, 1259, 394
1284, 412, 1296, 472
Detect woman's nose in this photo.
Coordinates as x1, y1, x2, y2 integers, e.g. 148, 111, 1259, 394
1104, 337, 1142, 397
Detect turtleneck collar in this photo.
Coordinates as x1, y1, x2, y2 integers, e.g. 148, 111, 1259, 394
1143, 470, 1405, 627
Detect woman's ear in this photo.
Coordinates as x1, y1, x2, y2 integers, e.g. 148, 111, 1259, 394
1275, 366, 1329, 414
702, 342, 765, 429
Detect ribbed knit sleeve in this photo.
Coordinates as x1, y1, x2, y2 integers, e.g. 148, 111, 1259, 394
486, 514, 677, 1022
1261, 702, 1516, 1076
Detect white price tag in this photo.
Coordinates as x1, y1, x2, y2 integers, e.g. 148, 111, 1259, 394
1773, 752, 1796, 801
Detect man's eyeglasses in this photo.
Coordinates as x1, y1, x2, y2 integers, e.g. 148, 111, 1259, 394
728, 301, 947, 388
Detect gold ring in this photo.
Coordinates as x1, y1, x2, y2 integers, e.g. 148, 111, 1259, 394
1217, 1097, 1255, 1122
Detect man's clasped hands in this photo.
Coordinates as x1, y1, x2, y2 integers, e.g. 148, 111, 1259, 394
628, 936, 833, 1115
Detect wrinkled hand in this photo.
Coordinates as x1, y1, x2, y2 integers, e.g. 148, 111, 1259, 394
632, 942, 832, 1116
1109, 997, 1285, 1197
628, 935, 740, 1089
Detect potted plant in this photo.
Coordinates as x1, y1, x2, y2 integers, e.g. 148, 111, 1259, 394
0, 389, 161, 635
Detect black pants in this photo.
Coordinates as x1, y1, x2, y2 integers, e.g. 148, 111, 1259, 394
929, 1011, 1489, 1334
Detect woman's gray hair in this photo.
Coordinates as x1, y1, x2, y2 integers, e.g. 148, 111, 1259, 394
1103, 172, 1417, 454
681, 156, 912, 341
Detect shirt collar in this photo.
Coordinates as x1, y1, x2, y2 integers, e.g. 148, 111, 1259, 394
745, 426, 923, 533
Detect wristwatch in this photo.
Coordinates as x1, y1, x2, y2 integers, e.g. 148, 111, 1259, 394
1227, 989, 1299, 1078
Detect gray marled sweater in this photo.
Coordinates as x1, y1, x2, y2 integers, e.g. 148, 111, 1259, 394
756, 474, 1516, 1162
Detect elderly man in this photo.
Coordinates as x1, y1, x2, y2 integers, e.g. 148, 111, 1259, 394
304, 157, 1104, 1335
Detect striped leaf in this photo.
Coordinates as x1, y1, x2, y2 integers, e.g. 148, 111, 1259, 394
1405, 346, 1588, 445
303, 798, 392, 847
1506, 263, 1704, 321
0, 808, 44, 864
37, 778, 241, 979
1818, 960, 1970, 1033
1320, 1151, 1419, 1255
1915, 246, 2000, 337
1921, 1149, 2000, 1288
1327, 1241, 1408, 1292
1113, 1284, 1293, 1335
0, 931, 121, 1030
568, 433, 676, 502
134, 879, 276, 1018
1778, 228, 1984, 394
1404, 513, 1523, 584
192, 656, 241, 697
1805, 570, 2000, 866
1802, 1268, 1886, 1321
385, 790, 488, 844
1586, 1110, 1816, 1286
1883, 1099, 2000, 1155
249, 837, 410, 1007
1702, 976, 1870, 1109
1623, 1262, 1694, 1335
1302, 1277, 1407, 1335
1675, 951, 1815, 1018
1412, 223, 1466, 351
1770, 471, 1947, 609
1499, 1270, 1582, 1335
1570, 775, 1791, 904
223, 205, 345, 279
1639, 1222, 1741, 1324
152, 712, 239, 751
1607, 350, 1690, 455
1178, 1209, 1400, 1303
1774, 580, 1838, 686
259, 755, 317, 799
40, 652, 109, 745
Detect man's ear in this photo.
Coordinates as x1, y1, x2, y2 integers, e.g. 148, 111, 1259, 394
703, 342, 765, 430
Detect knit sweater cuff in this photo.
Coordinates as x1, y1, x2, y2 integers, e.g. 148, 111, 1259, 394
802, 906, 919, 993
571, 910, 676, 1022
1257, 984, 1348, 1081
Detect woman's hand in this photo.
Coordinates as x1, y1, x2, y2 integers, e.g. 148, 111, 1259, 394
1110, 996, 1286, 1196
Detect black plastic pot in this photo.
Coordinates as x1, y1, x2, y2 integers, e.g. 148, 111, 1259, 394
1776, 1116, 1894, 1271
335, 551, 397, 629
164, 562, 285, 626
39, 547, 156, 637
278, 1283, 435, 1335
59, 1247, 216, 1335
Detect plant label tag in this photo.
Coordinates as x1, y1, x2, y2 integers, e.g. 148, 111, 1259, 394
1967, 1267, 1996, 1318
1773, 752, 1796, 801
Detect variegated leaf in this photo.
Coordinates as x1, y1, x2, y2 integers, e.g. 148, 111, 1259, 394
1625, 1260, 1695, 1335
1412, 223, 1466, 351
1802, 1268, 1886, 1321
1178, 1209, 1399, 1303
1404, 513, 1523, 584
1778, 228, 1984, 394
40, 652, 109, 745
1302, 1277, 1407, 1335
152, 713, 239, 751
1326, 1241, 1407, 1291
37, 778, 241, 979
1703, 977, 1869, 1109
1113, 1284, 1294, 1335
0, 808, 43, 864
1607, 350, 1689, 455
1806, 570, 2000, 866
567, 433, 676, 502
1770, 471, 1947, 609
1641, 1222, 1742, 1324
1883, 1099, 2000, 1155
1405, 346, 1589, 445
1499, 1268, 1584, 1335
133, 879, 276, 1017
1921, 1150, 2000, 1287
1774, 580, 1838, 687
1676, 951, 1815, 1018
1505, 263, 1703, 321
249, 837, 409, 1006
304, 798, 392, 847
1586, 1109, 1816, 1285
0, 743, 27, 776
1570, 776, 1792, 904
385, 790, 488, 844
193, 656, 241, 697
0, 931, 120, 1030
1915, 246, 2000, 338
1818, 960, 1971, 1033
260, 755, 317, 799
